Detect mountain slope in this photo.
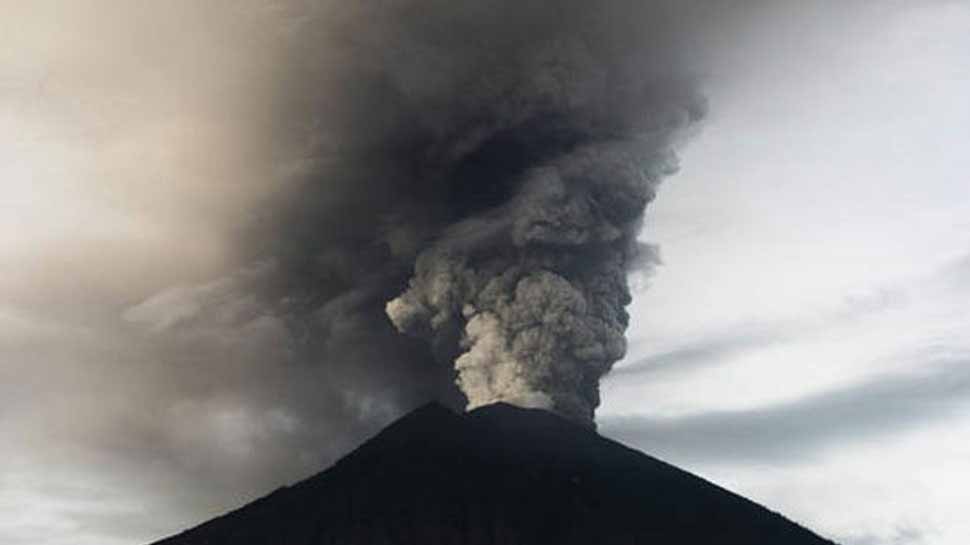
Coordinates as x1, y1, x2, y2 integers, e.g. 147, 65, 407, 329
152, 402, 837, 545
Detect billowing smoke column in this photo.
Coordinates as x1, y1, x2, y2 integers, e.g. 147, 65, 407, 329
203, 0, 707, 428
357, 3, 707, 424
385, 132, 695, 423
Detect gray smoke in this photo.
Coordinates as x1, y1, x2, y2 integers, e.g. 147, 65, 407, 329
385, 136, 693, 423
364, 2, 706, 423
132, 0, 707, 429
269, 0, 705, 425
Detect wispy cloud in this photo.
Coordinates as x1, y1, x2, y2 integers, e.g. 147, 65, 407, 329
615, 284, 908, 380
603, 350, 970, 465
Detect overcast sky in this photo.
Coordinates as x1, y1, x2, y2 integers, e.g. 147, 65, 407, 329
602, 3, 970, 544
2, 2, 969, 545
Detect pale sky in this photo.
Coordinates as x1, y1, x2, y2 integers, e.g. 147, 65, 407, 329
603, 3, 970, 544
2, 2, 969, 545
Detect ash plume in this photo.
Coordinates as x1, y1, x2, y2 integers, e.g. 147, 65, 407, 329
134, 0, 707, 428
364, 1, 706, 424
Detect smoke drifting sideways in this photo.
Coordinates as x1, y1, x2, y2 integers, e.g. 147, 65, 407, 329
132, 0, 706, 427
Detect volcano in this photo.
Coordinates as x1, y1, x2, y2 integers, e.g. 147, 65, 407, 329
151, 403, 837, 545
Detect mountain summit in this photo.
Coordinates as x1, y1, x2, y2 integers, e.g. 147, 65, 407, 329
152, 402, 837, 545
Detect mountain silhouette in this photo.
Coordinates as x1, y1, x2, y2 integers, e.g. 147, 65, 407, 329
152, 402, 837, 544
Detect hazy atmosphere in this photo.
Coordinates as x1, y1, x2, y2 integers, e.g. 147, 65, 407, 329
2, 2, 968, 545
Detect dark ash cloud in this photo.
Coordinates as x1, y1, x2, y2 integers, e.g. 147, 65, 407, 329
158, 0, 711, 429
